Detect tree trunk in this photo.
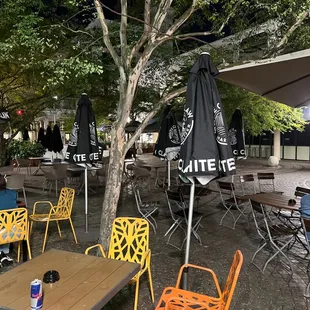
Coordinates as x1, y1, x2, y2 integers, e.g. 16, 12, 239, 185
0, 131, 8, 167
98, 125, 126, 251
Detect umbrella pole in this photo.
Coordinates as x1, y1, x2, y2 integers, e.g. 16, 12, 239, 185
85, 168, 88, 233
167, 161, 171, 189
182, 181, 195, 290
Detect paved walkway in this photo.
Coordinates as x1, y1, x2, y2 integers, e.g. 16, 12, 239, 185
1, 158, 310, 309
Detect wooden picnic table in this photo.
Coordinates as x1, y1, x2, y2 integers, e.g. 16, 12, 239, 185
0, 249, 140, 310
239, 192, 300, 212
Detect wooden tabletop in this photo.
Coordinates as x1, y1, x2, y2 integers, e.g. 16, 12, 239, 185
0, 249, 140, 310
239, 192, 300, 211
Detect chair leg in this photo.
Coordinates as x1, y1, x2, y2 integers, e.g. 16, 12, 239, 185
134, 276, 140, 310
22, 187, 28, 208
29, 221, 34, 236
42, 221, 50, 253
147, 265, 155, 302
17, 242, 21, 263
27, 237, 32, 260
69, 218, 78, 244
56, 221, 62, 237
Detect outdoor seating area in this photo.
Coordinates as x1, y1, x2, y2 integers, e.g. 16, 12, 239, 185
1, 158, 310, 309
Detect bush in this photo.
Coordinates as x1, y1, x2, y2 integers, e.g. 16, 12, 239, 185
8, 140, 45, 159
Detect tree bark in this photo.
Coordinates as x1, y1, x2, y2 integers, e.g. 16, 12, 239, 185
98, 125, 126, 250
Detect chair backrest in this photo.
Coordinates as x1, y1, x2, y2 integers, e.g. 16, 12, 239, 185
217, 181, 238, 205
222, 250, 243, 310
239, 174, 256, 195
249, 199, 270, 240
295, 186, 310, 198
55, 187, 75, 218
257, 172, 275, 192
6, 174, 26, 190
0, 208, 29, 245
108, 217, 149, 264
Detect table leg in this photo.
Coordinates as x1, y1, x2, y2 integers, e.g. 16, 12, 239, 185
22, 240, 28, 262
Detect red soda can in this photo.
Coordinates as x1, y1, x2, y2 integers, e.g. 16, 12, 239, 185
30, 279, 43, 309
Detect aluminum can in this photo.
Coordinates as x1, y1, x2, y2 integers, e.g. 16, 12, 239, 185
30, 279, 43, 309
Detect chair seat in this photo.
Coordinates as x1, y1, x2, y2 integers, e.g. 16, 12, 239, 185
30, 213, 68, 221
174, 209, 203, 218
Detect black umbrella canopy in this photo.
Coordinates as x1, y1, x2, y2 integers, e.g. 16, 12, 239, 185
229, 109, 246, 158
179, 53, 236, 184
52, 124, 63, 153
37, 127, 45, 146
23, 128, 29, 141
0, 108, 10, 124
45, 126, 53, 151
65, 94, 99, 165
154, 105, 181, 161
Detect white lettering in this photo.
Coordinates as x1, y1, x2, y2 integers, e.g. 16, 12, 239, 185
233, 149, 238, 155
227, 158, 236, 171
220, 160, 227, 172
81, 154, 86, 161
199, 159, 206, 171
207, 159, 216, 171
183, 161, 193, 173
65, 152, 69, 159
240, 149, 245, 155
194, 160, 198, 172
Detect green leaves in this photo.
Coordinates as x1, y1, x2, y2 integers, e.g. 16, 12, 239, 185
218, 81, 307, 135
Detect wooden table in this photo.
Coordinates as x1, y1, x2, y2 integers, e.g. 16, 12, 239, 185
0, 249, 140, 310
239, 192, 300, 211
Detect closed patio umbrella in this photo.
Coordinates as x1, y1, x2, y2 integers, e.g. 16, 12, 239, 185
45, 126, 53, 152
154, 105, 181, 188
0, 108, 10, 124
37, 127, 45, 147
52, 124, 63, 155
229, 109, 246, 159
64, 93, 100, 232
179, 53, 236, 287
23, 128, 29, 141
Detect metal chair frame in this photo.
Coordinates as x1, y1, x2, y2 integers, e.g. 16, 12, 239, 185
257, 172, 283, 194
165, 190, 203, 250
217, 181, 248, 229
133, 183, 158, 233
250, 199, 296, 273
239, 174, 256, 195
29, 187, 77, 253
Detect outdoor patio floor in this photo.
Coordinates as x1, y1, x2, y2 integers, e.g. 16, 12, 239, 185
1, 157, 310, 309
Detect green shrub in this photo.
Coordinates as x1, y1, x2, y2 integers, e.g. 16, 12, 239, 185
8, 140, 45, 159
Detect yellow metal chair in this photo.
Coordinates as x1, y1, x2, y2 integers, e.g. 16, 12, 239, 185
29, 187, 77, 253
85, 217, 154, 310
0, 208, 32, 262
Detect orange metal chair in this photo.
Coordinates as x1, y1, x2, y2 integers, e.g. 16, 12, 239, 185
85, 217, 154, 310
29, 187, 77, 253
0, 208, 32, 262
155, 250, 243, 310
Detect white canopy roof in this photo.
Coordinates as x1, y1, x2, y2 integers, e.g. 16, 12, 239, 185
219, 48, 310, 108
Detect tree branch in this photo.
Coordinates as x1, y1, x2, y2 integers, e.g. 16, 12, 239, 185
151, 0, 173, 42
94, 0, 121, 68
125, 86, 187, 152
159, 0, 199, 39
128, 0, 151, 64
120, 0, 128, 67
272, 9, 310, 55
